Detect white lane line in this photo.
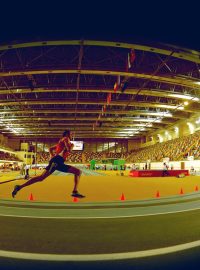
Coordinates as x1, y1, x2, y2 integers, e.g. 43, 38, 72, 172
0, 240, 200, 261
2, 192, 200, 207
0, 205, 200, 219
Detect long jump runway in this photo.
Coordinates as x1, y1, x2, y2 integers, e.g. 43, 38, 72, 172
1, 171, 200, 269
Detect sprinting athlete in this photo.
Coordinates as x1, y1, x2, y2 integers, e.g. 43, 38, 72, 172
12, 130, 85, 198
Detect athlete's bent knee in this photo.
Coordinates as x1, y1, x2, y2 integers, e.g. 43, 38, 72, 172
76, 169, 82, 176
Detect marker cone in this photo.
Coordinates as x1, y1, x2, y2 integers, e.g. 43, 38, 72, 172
156, 191, 160, 198
120, 193, 125, 201
73, 197, 78, 202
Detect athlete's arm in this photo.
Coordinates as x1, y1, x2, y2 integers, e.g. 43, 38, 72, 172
70, 143, 74, 150
63, 137, 74, 152
49, 145, 57, 158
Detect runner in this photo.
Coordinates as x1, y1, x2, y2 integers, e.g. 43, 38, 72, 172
12, 130, 85, 198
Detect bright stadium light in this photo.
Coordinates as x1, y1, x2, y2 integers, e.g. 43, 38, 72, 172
177, 106, 184, 110
132, 123, 147, 127
164, 112, 173, 117
174, 127, 179, 133
187, 122, 195, 133
155, 119, 161, 123
157, 134, 163, 142
195, 118, 200, 124
150, 112, 173, 117
165, 131, 172, 140
123, 128, 139, 131
134, 118, 160, 123
168, 93, 199, 101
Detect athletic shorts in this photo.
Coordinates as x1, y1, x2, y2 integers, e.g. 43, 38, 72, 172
45, 155, 71, 174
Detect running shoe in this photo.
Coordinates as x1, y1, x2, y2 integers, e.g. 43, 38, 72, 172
12, 185, 20, 198
71, 191, 85, 198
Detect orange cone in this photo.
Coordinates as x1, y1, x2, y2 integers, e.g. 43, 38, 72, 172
29, 193, 34, 201
73, 197, 78, 202
180, 188, 184, 195
120, 193, 125, 201
195, 185, 199, 191
156, 191, 160, 198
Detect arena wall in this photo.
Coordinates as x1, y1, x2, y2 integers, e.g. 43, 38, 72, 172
131, 160, 200, 172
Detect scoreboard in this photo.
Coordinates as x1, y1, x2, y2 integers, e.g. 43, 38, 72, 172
71, 141, 84, 151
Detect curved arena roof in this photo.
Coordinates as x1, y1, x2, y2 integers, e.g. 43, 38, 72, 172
0, 40, 200, 140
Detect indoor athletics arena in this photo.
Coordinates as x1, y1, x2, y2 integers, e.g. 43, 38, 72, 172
1, 40, 200, 270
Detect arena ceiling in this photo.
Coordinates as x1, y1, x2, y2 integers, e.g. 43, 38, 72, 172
0, 40, 200, 141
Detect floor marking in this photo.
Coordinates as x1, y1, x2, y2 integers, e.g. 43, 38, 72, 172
0, 205, 200, 219
0, 240, 200, 261
2, 190, 200, 207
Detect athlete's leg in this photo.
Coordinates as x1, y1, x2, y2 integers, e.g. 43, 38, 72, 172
12, 158, 58, 198
67, 166, 82, 193
58, 164, 84, 197
18, 169, 51, 190
12, 169, 52, 198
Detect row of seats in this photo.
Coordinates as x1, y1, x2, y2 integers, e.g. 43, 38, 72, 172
2, 130, 200, 164
36, 151, 126, 163
0, 150, 20, 161
127, 131, 200, 163
1, 131, 200, 164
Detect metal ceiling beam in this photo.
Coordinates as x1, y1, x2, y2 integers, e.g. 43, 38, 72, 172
3, 131, 145, 134
0, 69, 199, 89
0, 40, 200, 63
0, 117, 173, 124
0, 99, 197, 113
1, 122, 164, 128
0, 109, 188, 119
0, 127, 152, 131
7, 136, 137, 139
0, 40, 198, 140
0, 88, 198, 104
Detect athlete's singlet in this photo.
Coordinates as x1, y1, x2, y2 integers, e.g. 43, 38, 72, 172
55, 137, 73, 161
